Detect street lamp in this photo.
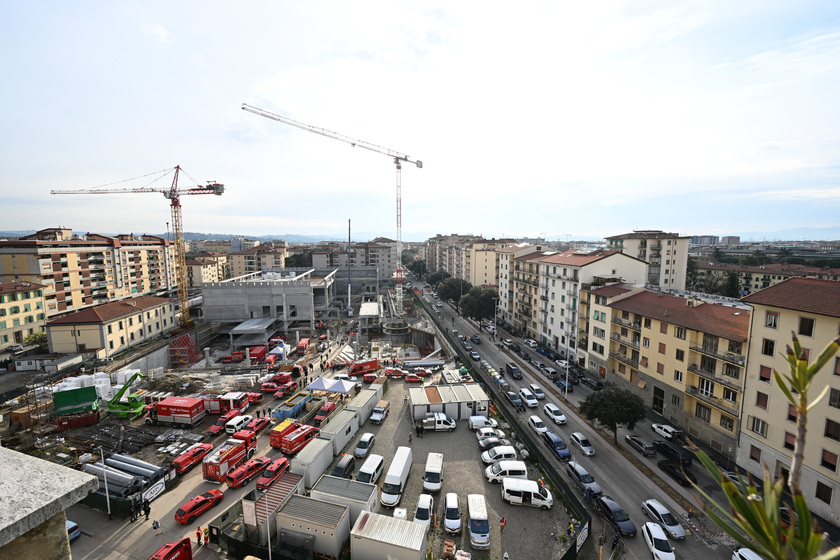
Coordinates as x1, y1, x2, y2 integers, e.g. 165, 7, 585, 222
98, 446, 111, 520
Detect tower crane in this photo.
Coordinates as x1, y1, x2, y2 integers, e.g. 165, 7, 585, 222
51, 166, 224, 326
241, 103, 421, 317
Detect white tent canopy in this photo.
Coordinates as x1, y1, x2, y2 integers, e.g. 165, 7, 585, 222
305, 378, 356, 394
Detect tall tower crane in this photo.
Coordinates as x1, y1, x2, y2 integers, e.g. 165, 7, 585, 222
51, 166, 224, 325
241, 103, 421, 317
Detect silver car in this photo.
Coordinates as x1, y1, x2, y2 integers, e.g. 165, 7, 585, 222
570, 432, 595, 456
641, 499, 685, 540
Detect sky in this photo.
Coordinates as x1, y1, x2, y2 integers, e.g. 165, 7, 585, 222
2, 1, 840, 242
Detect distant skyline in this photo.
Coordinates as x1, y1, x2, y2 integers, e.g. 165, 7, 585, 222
3, 2, 840, 240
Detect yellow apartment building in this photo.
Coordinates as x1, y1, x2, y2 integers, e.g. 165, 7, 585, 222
0, 281, 47, 350
738, 277, 840, 526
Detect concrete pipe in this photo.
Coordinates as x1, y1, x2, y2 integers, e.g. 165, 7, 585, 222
105, 458, 157, 479
111, 453, 167, 477
83, 462, 142, 489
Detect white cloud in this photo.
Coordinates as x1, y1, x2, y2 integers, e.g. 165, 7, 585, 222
144, 23, 171, 47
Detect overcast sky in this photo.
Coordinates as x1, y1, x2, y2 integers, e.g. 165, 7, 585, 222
2, 2, 839, 242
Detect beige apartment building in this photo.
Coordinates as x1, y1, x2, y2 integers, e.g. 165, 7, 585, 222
694, 261, 840, 296
0, 228, 177, 317
606, 230, 691, 290
497, 243, 540, 327
589, 286, 750, 461
738, 278, 840, 525
229, 246, 288, 277
312, 240, 398, 281
185, 258, 220, 288
46, 296, 176, 357
0, 281, 47, 350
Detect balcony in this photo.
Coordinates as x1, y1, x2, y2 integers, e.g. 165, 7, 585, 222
687, 386, 740, 417
689, 344, 746, 366
610, 351, 639, 369
611, 332, 640, 349
687, 364, 742, 391
612, 316, 641, 331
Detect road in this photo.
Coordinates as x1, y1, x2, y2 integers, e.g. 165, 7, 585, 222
432, 292, 734, 560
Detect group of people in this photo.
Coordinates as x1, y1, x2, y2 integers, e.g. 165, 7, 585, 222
128, 498, 151, 523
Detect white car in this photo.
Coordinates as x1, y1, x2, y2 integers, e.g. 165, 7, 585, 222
528, 384, 546, 400
524, 339, 538, 348
642, 522, 675, 560
641, 499, 685, 540
354, 433, 376, 458
476, 427, 506, 440
443, 492, 461, 535
528, 415, 548, 435
519, 388, 538, 408
334, 373, 358, 383
554, 359, 569, 370
732, 548, 767, 560
652, 423, 683, 441
570, 432, 595, 456
413, 494, 434, 530
543, 403, 567, 425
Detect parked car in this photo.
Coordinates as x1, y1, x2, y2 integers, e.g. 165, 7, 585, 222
413, 494, 434, 530
652, 423, 683, 441
405, 374, 423, 383
354, 433, 376, 458
470, 351, 480, 361
732, 548, 767, 560
596, 495, 637, 537
653, 440, 693, 466
570, 432, 595, 456
542, 431, 572, 461
625, 434, 656, 456
642, 522, 675, 560
245, 417, 271, 434
476, 427, 506, 440
174, 489, 224, 524
443, 492, 462, 535
525, 339, 538, 348
256, 457, 290, 490
555, 379, 574, 393
226, 457, 271, 488
527, 415, 548, 435
506, 391, 523, 408
477, 437, 512, 452
543, 403, 566, 425
658, 460, 697, 487
581, 377, 604, 390
641, 499, 685, 540
565, 461, 602, 495
470, 335, 481, 344
66, 520, 81, 542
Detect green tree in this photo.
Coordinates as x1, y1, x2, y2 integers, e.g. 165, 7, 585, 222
723, 271, 741, 298
437, 278, 471, 309
24, 331, 47, 352
578, 387, 646, 444
427, 271, 449, 287
460, 287, 497, 321
693, 334, 840, 560
686, 257, 699, 289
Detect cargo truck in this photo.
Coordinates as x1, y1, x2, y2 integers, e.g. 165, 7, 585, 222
202, 430, 258, 483
296, 338, 310, 355
421, 412, 456, 432
370, 400, 390, 425
203, 392, 250, 415
347, 358, 380, 375
220, 351, 245, 364
142, 397, 206, 427
248, 346, 267, 365
269, 419, 301, 449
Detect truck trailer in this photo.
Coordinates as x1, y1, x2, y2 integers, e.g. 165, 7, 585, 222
142, 397, 206, 427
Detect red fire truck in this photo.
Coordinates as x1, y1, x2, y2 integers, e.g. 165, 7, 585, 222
202, 430, 258, 483
280, 424, 320, 454
347, 358, 380, 375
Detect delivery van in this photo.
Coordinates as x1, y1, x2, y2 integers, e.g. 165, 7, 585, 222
469, 415, 497, 430
225, 414, 253, 435
381, 446, 413, 507
501, 478, 554, 510
356, 454, 385, 485
423, 452, 444, 493
484, 460, 527, 484
468, 494, 490, 550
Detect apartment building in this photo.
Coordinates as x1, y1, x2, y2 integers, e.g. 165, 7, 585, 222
195, 252, 229, 282
497, 243, 539, 326
592, 287, 750, 461
0, 228, 177, 317
312, 241, 398, 281
46, 296, 176, 357
694, 262, 840, 296
606, 230, 691, 290
423, 234, 482, 276
0, 281, 47, 350
229, 246, 288, 277
185, 258, 220, 288
737, 278, 840, 525
511, 249, 648, 361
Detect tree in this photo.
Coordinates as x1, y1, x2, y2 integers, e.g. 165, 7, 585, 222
693, 334, 840, 560
427, 271, 449, 287
723, 271, 741, 298
285, 251, 312, 268
460, 287, 497, 321
24, 331, 47, 352
578, 387, 645, 444
405, 259, 426, 276
686, 257, 699, 289
437, 278, 471, 309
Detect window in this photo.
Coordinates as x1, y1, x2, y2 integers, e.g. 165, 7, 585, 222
109, 341, 114, 350
696, 403, 711, 423
822, 449, 838, 472
720, 415, 734, 431
835, 357, 840, 376
657, 362, 664, 374
699, 378, 715, 397
830, 389, 840, 410
640, 357, 648, 367
593, 327, 605, 339
674, 370, 683, 382
759, 366, 772, 383
826, 419, 840, 442
799, 317, 815, 337
675, 326, 686, 340
783, 432, 795, 451
723, 364, 740, 379
119, 320, 124, 330
750, 417, 768, 437
788, 405, 798, 423
618, 364, 626, 374
660, 322, 668, 334
592, 342, 604, 354
120, 336, 125, 345
761, 339, 775, 356
643, 337, 650, 348
675, 349, 685, 362
672, 394, 681, 406
756, 392, 769, 409
723, 388, 737, 403
815, 482, 833, 505
765, 311, 779, 329
658, 342, 666, 354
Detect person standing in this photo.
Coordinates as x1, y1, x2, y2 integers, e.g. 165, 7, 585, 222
129, 503, 136, 523
500, 517, 506, 532
612, 531, 619, 550
196, 527, 203, 546
143, 499, 151, 521
152, 519, 161, 535
408, 432, 413, 444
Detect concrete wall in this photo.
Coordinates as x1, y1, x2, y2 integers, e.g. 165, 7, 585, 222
0, 511, 70, 560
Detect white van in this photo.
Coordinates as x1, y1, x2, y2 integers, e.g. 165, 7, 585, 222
381, 446, 413, 507
225, 414, 253, 434
467, 494, 490, 550
485, 460, 528, 484
481, 445, 517, 464
356, 454, 385, 485
501, 478, 553, 510
423, 452, 444, 493
468, 415, 498, 430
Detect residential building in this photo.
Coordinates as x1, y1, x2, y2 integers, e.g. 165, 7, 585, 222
464, 239, 517, 287
46, 296, 176, 357
229, 246, 288, 277
737, 278, 840, 526
203, 239, 232, 254
312, 241, 398, 281
721, 236, 741, 245
185, 258, 220, 288
606, 230, 691, 290
423, 234, 482, 276
496, 243, 539, 326
195, 252, 229, 281
592, 287, 750, 462
0, 228, 177, 317
691, 235, 720, 246
0, 281, 47, 350
231, 238, 261, 252
694, 262, 840, 296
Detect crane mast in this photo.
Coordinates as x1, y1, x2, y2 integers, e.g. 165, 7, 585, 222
52, 166, 224, 325
242, 103, 421, 316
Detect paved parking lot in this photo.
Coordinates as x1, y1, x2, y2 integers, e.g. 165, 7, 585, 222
347, 377, 575, 559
